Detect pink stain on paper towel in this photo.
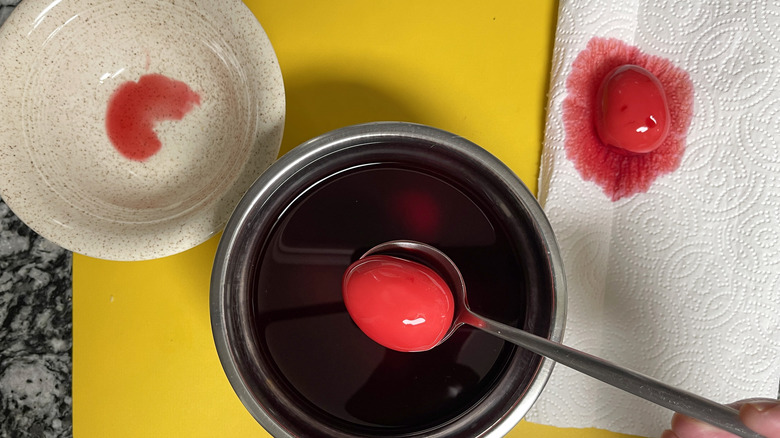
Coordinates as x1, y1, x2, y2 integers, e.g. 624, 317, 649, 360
563, 37, 694, 201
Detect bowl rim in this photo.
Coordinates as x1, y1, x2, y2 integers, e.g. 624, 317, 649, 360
210, 121, 567, 437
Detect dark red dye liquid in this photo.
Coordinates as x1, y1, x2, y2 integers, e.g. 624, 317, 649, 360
252, 166, 529, 433
105, 73, 201, 161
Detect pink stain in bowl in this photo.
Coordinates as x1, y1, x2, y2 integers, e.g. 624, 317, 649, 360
106, 73, 201, 161
563, 37, 694, 201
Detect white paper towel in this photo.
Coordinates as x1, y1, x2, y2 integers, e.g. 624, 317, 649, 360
529, 0, 780, 437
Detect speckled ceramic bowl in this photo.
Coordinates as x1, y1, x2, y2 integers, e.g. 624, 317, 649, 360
0, 0, 284, 260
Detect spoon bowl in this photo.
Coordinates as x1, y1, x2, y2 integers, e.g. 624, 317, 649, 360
359, 240, 475, 346
357, 240, 762, 438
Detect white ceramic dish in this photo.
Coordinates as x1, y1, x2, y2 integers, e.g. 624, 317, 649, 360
0, 0, 285, 261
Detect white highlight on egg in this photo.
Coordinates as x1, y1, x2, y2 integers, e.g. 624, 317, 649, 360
403, 317, 426, 326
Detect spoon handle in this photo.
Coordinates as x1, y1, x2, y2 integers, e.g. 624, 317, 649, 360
466, 313, 764, 438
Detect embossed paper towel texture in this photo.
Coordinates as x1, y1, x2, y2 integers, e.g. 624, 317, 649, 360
530, 1, 780, 436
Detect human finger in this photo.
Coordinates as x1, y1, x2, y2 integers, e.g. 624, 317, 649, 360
740, 400, 780, 438
668, 411, 741, 438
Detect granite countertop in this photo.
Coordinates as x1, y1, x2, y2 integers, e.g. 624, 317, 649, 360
1, 1, 73, 437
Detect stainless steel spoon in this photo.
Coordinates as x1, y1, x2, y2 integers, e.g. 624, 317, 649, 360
360, 240, 763, 438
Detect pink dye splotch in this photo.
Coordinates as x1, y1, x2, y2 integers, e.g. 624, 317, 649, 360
106, 73, 201, 161
563, 37, 694, 201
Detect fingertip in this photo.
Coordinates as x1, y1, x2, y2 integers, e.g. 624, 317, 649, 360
740, 401, 780, 438
661, 429, 679, 438
670, 411, 739, 438
669, 412, 687, 431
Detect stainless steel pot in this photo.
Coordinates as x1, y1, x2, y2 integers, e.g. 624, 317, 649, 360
210, 122, 566, 437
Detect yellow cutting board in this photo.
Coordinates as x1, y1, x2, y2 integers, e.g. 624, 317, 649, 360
73, 1, 641, 437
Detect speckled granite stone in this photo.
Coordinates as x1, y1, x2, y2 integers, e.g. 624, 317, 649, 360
0, 1, 18, 25
1, 3, 73, 438
0, 197, 72, 438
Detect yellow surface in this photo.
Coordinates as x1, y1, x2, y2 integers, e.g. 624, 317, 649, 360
73, 1, 640, 437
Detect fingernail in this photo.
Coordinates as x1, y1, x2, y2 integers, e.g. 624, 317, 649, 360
745, 401, 780, 413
